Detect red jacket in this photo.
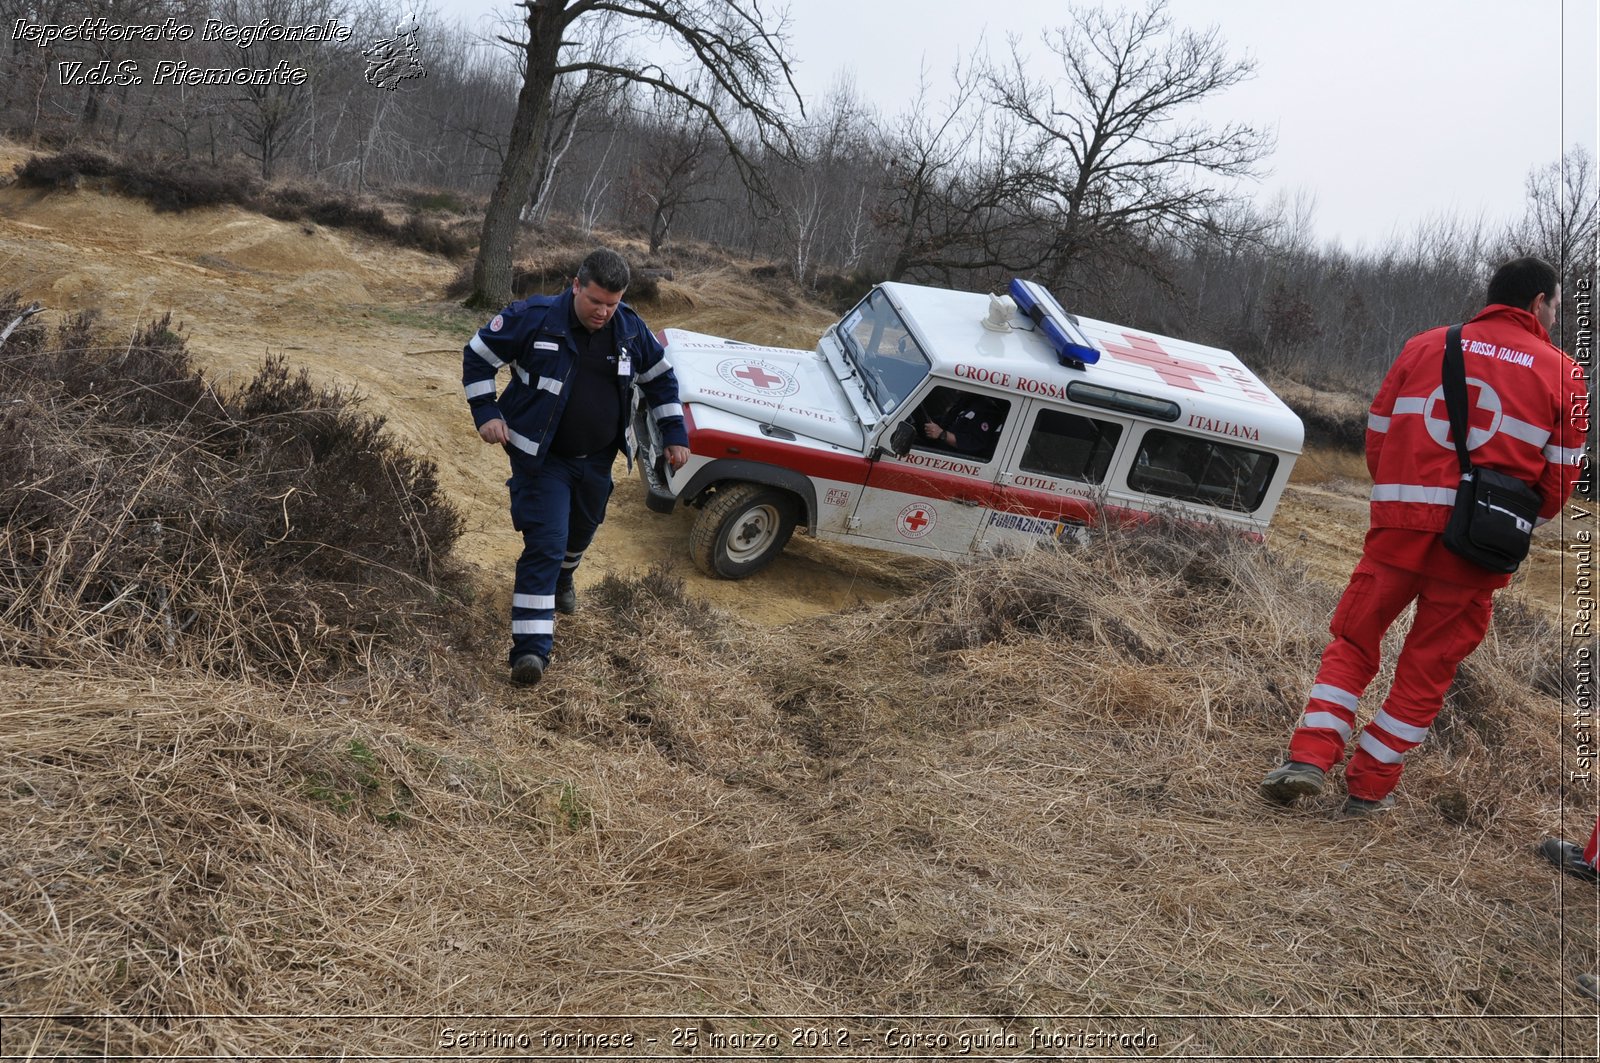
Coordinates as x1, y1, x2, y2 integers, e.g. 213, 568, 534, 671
1365, 304, 1587, 535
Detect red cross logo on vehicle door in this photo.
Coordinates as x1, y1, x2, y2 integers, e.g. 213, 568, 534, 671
717, 358, 801, 398
1423, 378, 1503, 450
897, 501, 937, 539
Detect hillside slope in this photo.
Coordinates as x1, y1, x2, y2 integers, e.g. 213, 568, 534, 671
1, 163, 1596, 1059
0, 150, 924, 625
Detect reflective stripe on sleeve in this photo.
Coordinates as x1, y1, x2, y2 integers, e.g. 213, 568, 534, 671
1499, 416, 1552, 449
464, 379, 497, 400
1391, 397, 1429, 416
1309, 683, 1359, 712
1371, 483, 1456, 506
506, 429, 540, 456
514, 365, 530, 387
1367, 413, 1391, 433
1301, 711, 1353, 742
1371, 709, 1429, 744
1545, 443, 1587, 465
637, 358, 673, 383
470, 334, 505, 369
651, 401, 684, 420
1357, 730, 1405, 764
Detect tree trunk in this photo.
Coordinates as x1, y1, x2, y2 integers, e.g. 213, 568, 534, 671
649, 203, 671, 254
466, 0, 568, 310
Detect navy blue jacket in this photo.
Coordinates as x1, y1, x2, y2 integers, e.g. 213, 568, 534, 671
462, 288, 688, 469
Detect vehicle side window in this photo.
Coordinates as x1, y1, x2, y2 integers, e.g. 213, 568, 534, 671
1020, 408, 1124, 484
909, 386, 1010, 463
1128, 428, 1279, 513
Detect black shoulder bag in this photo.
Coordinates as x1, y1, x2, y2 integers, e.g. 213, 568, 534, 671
1440, 324, 1543, 573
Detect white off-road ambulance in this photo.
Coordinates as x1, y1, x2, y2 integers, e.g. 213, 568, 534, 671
635, 279, 1304, 578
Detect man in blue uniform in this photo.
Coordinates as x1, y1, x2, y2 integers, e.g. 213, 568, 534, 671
922, 390, 1007, 460
463, 249, 690, 685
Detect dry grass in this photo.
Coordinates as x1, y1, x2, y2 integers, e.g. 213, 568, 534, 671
0, 299, 466, 681
4, 518, 1596, 1057
2, 203, 1595, 1055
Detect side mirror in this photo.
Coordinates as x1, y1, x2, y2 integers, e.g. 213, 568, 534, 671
889, 421, 915, 457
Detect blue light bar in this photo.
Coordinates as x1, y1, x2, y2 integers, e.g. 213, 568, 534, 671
1009, 278, 1100, 368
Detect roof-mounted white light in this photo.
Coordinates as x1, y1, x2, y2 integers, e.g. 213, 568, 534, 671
1009, 278, 1100, 369
981, 293, 1016, 333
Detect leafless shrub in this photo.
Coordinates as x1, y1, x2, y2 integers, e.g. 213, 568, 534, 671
262, 185, 472, 257
1280, 393, 1367, 452
0, 307, 465, 679
14, 151, 471, 255
13, 149, 121, 187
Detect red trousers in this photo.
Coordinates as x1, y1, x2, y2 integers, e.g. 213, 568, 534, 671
1288, 552, 1495, 800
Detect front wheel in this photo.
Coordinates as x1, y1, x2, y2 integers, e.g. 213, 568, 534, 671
689, 483, 799, 579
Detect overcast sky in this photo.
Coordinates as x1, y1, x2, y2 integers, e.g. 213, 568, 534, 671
432, 0, 1598, 251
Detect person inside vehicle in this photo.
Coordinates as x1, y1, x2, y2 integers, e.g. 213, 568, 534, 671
920, 389, 1008, 461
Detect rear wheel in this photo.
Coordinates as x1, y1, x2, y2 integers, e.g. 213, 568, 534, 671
689, 483, 799, 579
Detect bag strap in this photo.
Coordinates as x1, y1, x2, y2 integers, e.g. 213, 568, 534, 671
1440, 323, 1472, 475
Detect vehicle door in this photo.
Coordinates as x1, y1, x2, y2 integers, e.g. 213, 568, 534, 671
849, 383, 1015, 556
981, 399, 1132, 548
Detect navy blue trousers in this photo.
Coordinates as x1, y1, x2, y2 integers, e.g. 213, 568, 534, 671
506, 450, 615, 664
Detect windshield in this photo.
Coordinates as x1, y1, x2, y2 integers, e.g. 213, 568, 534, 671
835, 288, 931, 414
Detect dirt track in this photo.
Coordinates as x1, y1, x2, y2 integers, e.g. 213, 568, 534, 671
0, 165, 928, 626
1, 158, 1588, 626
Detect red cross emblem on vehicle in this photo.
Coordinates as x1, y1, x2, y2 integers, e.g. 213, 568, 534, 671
1101, 333, 1218, 393
717, 357, 801, 397
898, 502, 937, 538
1423, 378, 1502, 450
735, 365, 783, 389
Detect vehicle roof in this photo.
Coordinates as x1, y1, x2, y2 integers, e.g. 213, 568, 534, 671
883, 282, 1304, 453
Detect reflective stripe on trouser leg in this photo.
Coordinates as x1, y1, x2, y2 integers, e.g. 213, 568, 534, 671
506, 454, 576, 664
1344, 575, 1494, 801
557, 550, 583, 589
504, 451, 616, 663
511, 536, 561, 662
1288, 554, 1424, 771
1290, 686, 1359, 765
562, 452, 615, 578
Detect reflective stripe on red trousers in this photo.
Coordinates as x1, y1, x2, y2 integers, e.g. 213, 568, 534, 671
1288, 552, 1495, 801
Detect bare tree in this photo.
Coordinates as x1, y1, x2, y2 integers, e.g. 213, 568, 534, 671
68, 0, 168, 140
1511, 145, 1598, 351
222, 0, 353, 180
2, 0, 106, 141
624, 81, 726, 253
765, 77, 874, 283
525, 72, 622, 223
871, 65, 1026, 284
1516, 146, 1599, 273
983, 0, 1273, 292
463, 0, 800, 309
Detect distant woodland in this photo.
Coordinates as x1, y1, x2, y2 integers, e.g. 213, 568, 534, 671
3, 0, 1594, 389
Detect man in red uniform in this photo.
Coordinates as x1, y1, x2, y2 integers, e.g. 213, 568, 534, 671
1262, 256, 1587, 814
